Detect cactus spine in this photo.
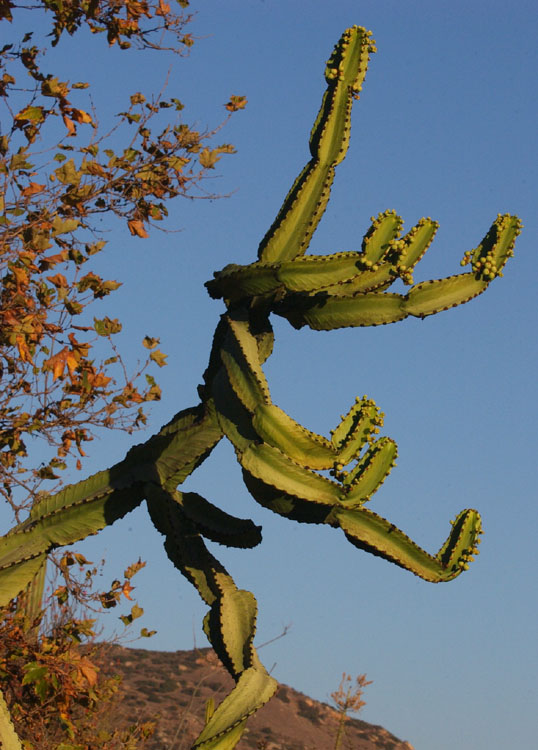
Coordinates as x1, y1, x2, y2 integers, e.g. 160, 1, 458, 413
0, 26, 520, 750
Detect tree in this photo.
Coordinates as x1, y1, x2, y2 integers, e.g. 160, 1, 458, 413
0, 21, 520, 750
0, 1, 244, 746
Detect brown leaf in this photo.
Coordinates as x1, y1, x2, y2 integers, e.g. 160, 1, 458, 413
225, 95, 247, 112
63, 114, 76, 137
127, 219, 149, 238
21, 181, 45, 197
15, 335, 33, 364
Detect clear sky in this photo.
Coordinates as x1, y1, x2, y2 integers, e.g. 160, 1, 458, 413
3, 2, 537, 749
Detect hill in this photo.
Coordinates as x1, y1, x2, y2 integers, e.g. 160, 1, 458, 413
97, 644, 415, 750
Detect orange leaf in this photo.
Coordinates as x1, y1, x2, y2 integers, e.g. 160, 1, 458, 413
21, 181, 45, 197
45, 347, 79, 380
65, 350, 79, 376
63, 114, 76, 136
77, 656, 98, 687
47, 273, 68, 288
156, 0, 170, 15
15, 335, 33, 364
11, 266, 29, 286
46, 350, 66, 380
71, 108, 93, 125
127, 219, 149, 238
225, 95, 247, 112
122, 581, 135, 600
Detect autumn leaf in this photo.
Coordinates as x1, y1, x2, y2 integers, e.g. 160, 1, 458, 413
142, 335, 159, 349
122, 581, 135, 600
124, 559, 146, 579
63, 114, 76, 136
94, 316, 122, 336
140, 627, 157, 637
15, 334, 33, 364
150, 349, 167, 367
75, 655, 98, 687
47, 273, 68, 288
51, 216, 80, 236
11, 266, 29, 286
156, 0, 171, 16
225, 95, 247, 112
127, 219, 149, 238
70, 108, 93, 125
84, 161, 108, 177
199, 147, 220, 169
15, 105, 45, 124
21, 181, 45, 197
45, 347, 79, 380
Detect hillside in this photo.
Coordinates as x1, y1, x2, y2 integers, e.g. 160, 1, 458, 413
97, 645, 415, 750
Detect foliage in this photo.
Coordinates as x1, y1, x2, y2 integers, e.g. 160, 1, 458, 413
0, 551, 155, 749
0, 21, 521, 750
0, 1, 243, 747
0, 0, 241, 517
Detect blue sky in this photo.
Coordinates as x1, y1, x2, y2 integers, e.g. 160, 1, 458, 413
3, 2, 537, 749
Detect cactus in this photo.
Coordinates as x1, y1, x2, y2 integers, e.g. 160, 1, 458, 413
0, 26, 520, 750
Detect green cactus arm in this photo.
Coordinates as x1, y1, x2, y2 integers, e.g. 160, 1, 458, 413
0, 555, 47, 611
322, 216, 439, 296
212, 372, 262, 453
145, 485, 277, 750
207, 251, 375, 304
180, 492, 262, 549
193, 667, 278, 750
123, 402, 223, 490
218, 315, 271, 414
19, 556, 47, 631
360, 210, 404, 266
0, 477, 144, 607
205, 586, 258, 679
0, 689, 23, 750
341, 437, 398, 503
276, 290, 407, 330
331, 396, 384, 464
146, 486, 221, 606
333, 507, 483, 582
274, 213, 521, 330
252, 403, 337, 470
240, 443, 342, 507
257, 26, 376, 264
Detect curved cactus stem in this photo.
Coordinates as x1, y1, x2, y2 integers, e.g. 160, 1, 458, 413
0, 555, 46, 612
18, 555, 47, 634
252, 403, 337, 470
361, 210, 404, 265
333, 507, 483, 582
146, 486, 277, 750
404, 214, 520, 318
276, 290, 407, 330
257, 27, 376, 264
331, 396, 384, 465
0, 464, 147, 607
193, 667, 278, 750
0, 690, 23, 750
207, 251, 380, 304
240, 443, 342, 507
180, 491, 262, 549
219, 315, 271, 414
341, 437, 398, 505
